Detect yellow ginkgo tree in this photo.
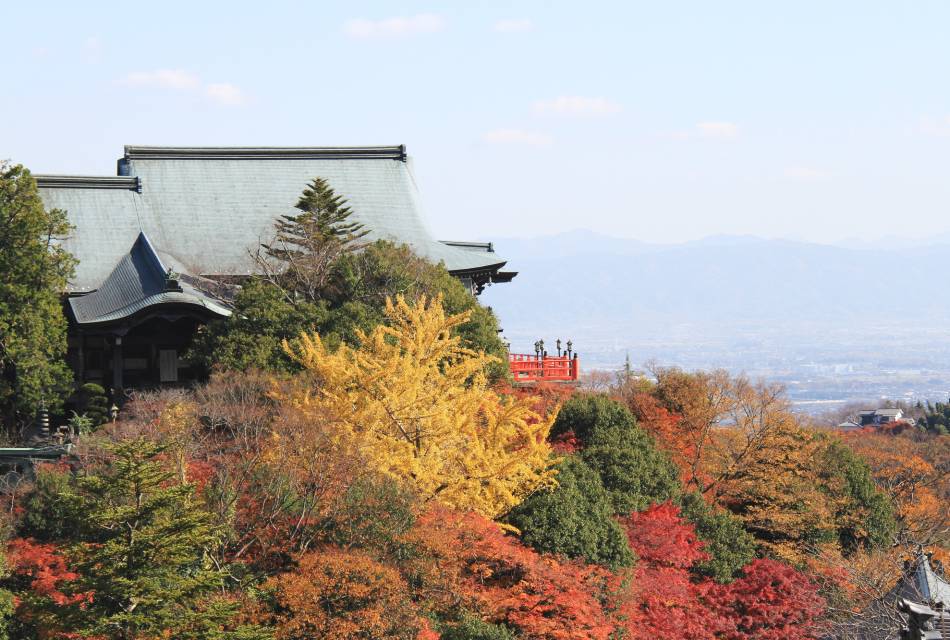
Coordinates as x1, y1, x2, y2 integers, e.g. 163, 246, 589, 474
280, 295, 557, 519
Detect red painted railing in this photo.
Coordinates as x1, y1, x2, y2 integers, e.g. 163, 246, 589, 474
508, 353, 580, 383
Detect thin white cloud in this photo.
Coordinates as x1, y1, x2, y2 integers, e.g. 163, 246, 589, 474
494, 18, 534, 33
121, 70, 247, 107
122, 69, 201, 90
533, 96, 621, 117
344, 14, 445, 39
696, 121, 738, 138
205, 83, 246, 106
784, 167, 829, 180
665, 130, 692, 140
919, 115, 950, 137
482, 129, 553, 146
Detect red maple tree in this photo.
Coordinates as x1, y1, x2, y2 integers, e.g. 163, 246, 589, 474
617, 502, 825, 640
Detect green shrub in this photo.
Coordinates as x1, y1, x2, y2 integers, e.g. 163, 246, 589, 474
815, 439, 897, 553
550, 393, 635, 444
506, 456, 634, 568
19, 464, 77, 542
555, 394, 681, 514
77, 383, 109, 427
678, 491, 756, 582
438, 615, 517, 640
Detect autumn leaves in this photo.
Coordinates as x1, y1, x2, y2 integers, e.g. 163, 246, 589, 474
280, 295, 557, 520
2, 292, 935, 638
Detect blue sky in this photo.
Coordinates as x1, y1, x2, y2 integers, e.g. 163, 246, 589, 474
4, 1, 950, 244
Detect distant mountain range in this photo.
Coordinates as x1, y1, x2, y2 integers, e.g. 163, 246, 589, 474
479, 231, 950, 365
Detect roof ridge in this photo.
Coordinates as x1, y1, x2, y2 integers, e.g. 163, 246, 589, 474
35, 175, 141, 192
133, 232, 167, 279
123, 145, 407, 161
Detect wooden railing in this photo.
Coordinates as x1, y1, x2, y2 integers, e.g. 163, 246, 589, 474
508, 353, 580, 383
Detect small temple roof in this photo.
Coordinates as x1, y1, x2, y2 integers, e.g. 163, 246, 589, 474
837, 420, 862, 430
36, 145, 510, 292
892, 550, 950, 609
68, 232, 232, 326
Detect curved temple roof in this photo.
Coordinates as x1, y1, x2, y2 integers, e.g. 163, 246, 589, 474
69, 232, 231, 326
37, 145, 510, 293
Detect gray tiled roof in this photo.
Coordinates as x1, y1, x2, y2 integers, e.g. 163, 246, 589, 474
876, 408, 903, 417
892, 551, 950, 609
37, 146, 508, 292
69, 232, 231, 325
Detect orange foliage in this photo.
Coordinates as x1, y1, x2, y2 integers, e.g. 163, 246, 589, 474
625, 368, 799, 501
707, 559, 826, 640
263, 547, 424, 640
214, 402, 367, 570
417, 507, 621, 640
498, 381, 575, 426
627, 393, 697, 485
621, 502, 708, 569
549, 431, 582, 454
843, 430, 950, 548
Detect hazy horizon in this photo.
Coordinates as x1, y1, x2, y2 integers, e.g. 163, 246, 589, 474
481, 231, 950, 411
484, 228, 950, 251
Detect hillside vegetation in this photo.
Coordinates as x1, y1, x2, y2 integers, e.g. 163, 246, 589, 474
0, 173, 945, 638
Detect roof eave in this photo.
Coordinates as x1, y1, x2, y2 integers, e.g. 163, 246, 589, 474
70, 297, 232, 328
446, 260, 509, 277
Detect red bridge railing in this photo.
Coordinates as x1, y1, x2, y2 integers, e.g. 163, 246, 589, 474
508, 353, 580, 383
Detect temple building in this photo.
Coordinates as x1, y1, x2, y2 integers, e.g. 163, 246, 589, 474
36, 145, 515, 395
855, 550, 950, 639
891, 551, 950, 637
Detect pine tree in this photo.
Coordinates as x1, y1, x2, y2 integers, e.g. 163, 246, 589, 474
261, 177, 368, 301
49, 438, 265, 640
0, 163, 75, 434
283, 177, 368, 253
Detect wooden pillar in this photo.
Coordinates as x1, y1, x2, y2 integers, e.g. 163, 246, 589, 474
149, 342, 158, 386
112, 336, 123, 394
76, 331, 85, 385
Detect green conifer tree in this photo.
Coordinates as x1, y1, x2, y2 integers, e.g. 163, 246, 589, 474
678, 491, 756, 582
270, 177, 368, 257
262, 177, 369, 301
0, 163, 75, 434
50, 438, 266, 640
